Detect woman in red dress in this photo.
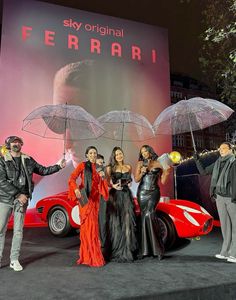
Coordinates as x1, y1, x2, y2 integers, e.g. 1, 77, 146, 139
68, 146, 108, 267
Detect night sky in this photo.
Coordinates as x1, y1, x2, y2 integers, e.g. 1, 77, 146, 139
0, 0, 207, 82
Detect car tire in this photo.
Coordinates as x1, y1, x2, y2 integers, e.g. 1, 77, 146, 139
157, 213, 177, 250
48, 206, 72, 237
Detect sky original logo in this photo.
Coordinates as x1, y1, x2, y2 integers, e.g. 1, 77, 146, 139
63, 19, 124, 38
63, 19, 83, 31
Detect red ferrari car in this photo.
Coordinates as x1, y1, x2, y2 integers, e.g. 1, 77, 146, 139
36, 192, 213, 249
8, 207, 47, 229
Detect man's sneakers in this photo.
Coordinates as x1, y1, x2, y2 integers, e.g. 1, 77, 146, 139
10, 260, 23, 271
215, 254, 236, 263
215, 254, 228, 260
227, 256, 236, 263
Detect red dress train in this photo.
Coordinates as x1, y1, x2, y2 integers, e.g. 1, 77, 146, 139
68, 162, 108, 267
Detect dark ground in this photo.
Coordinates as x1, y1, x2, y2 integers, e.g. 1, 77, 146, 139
1, 227, 236, 300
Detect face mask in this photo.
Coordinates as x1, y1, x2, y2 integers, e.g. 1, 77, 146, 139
11, 145, 21, 152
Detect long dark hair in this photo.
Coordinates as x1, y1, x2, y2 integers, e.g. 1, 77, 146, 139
138, 145, 158, 161
108, 146, 124, 172
84, 146, 97, 197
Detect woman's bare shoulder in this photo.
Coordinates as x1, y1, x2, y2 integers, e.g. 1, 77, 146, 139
152, 160, 163, 169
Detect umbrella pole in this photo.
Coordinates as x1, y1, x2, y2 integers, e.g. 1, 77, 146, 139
173, 165, 178, 199
63, 103, 68, 159
63, 136, 66, 159
187, 113, 197, 153
121, 121, 125, 149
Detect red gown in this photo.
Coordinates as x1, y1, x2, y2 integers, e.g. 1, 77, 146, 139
68, 162, 108, 267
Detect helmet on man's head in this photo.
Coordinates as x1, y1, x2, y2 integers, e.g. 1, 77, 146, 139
5, 136, 23, 149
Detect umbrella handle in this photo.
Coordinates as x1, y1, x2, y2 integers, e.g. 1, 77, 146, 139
63, 139, 66, 160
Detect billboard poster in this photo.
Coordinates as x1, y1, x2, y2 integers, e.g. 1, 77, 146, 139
0, 0, 172, 206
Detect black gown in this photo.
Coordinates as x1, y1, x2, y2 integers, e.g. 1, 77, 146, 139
98, 195, 107, 249
106, 172, 137, 262
137, 168, 164, 257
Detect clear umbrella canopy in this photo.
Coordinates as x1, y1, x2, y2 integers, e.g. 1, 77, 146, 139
22, 104, 104, 155
153, 97, 234, 152
97, 110, 154, 147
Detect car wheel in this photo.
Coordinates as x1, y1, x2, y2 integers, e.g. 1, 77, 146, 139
157, 213, 176, 250
48, 206, 72, 237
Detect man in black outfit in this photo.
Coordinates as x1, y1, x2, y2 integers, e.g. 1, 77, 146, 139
194, 142, 236, 263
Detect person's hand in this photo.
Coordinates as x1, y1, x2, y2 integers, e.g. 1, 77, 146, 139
193, 152, 200, 161
165, 165, 172, 172
74, 189, 81, 199
140, 166, 147, 175
98, 170, 105, 178
17, 194, 28, 205
58, 158, 66, 169
112, 181, 123, 190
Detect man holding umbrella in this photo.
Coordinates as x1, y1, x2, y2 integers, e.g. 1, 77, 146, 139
194, 142, 236, 263
0, 136, 66, 271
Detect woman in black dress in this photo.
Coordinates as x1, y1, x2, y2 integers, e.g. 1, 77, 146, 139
105, 146, 137, 262
134, 145, 170, 260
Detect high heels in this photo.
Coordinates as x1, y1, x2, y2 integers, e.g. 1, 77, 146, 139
157, 254, 163, 261
152, 254, 164, 260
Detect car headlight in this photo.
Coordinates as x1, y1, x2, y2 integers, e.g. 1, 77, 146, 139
203, 219, 213, 232
183, 210, 200, 226
200, 206, 210, 215
176, 205, 201, 213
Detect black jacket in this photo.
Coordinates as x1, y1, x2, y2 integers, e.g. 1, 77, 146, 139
0, 152, 61, 205
195, 158, 236, 202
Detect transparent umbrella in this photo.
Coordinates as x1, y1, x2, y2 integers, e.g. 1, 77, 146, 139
22, 104, 104, 157
153, 97, 234, 152
97, 110, 154, 148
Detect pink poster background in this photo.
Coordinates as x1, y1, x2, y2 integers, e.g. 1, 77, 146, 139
0, 0, 172, 206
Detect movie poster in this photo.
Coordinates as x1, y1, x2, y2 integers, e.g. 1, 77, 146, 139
0, 0, 172, 206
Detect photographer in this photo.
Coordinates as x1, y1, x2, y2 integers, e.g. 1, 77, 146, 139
0, 136, 66, 271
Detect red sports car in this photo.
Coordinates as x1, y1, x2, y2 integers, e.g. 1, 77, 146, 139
36, 192, 213, 249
